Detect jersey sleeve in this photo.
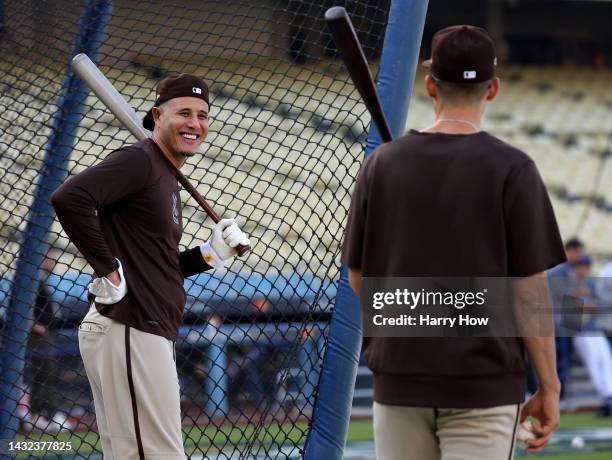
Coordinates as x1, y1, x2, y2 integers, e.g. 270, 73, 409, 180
51, 147, 152, 277
179, 246, 213, 278
341, 155, 373, 270
503, 160, 566, 277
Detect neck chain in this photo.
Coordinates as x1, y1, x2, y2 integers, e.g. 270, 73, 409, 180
435, 118, 480, 132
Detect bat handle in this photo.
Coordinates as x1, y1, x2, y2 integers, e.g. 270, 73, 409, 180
175, 171, 251, 257
235, 244, 251, 257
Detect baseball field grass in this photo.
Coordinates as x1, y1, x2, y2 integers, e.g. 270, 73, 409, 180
13, 412, 612, 458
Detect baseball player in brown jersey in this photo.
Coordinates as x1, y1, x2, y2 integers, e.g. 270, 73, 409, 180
342, 26, 565, 459
52, 74, 249, 459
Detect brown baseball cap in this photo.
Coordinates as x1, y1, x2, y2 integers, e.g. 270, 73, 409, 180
422, 25, 497, 83
143, 73, 210, 130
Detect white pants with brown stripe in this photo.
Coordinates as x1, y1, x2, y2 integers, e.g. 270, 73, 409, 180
78, 304, 186, 459
373, 401, 521, 460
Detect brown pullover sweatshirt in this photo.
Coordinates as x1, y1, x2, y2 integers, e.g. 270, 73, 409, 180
52, 139, 211, 340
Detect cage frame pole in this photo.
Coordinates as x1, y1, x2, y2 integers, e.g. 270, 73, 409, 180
0, 0, 113, 441
303, 1, 429, 458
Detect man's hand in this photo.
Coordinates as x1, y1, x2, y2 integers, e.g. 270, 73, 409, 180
106, 270, 121, 287
519, 388, 560, 453
89, 259, 128, 305
200, 219, 250, 269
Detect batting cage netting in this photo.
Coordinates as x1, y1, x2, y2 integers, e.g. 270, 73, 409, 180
0, 0, 393, 458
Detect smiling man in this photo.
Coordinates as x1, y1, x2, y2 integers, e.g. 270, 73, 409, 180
51, 74, 249, 459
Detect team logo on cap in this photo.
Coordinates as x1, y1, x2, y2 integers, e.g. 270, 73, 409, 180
193, 87, 202, 95
463, 70, 477, 79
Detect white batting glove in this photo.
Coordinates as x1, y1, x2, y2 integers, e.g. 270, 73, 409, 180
200, 219, 250, 269
88, 258, 128, 305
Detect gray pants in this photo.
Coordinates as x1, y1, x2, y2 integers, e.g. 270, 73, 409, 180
373, 401, 520, 460
79, 304, 185, 459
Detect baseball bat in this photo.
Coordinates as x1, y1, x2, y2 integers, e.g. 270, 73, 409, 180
71, 53, 250, 257
324, 6, 393, 143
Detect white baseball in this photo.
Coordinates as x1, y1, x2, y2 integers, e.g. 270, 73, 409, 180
571, 436, 585, 449
517, 420, 536, 446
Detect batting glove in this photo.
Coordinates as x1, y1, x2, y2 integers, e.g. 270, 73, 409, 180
88, 258, 128, 305
200, 219, 250, 269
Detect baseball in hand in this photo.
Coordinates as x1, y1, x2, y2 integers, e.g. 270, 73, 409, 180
517, 420, 536, 446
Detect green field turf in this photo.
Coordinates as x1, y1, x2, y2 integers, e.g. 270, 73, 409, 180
14, 421, 310, 458
557, 413, 612, 428
12, 412, 612, 458
537, 454, 612, 460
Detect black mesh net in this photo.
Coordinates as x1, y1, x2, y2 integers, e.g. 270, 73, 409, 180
0, 0, 390, 457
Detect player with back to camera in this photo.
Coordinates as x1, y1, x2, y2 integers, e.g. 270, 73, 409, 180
342, 26, 565, 459
52, 74, 250, 459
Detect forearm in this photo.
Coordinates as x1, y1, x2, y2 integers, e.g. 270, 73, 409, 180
522, 336, 560, 392
513, 272, 560, 392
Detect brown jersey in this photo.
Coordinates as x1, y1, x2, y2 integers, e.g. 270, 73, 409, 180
342, 130, 566, 407
52, 139, 211, 340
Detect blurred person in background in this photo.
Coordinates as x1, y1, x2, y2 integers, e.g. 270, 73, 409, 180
547, 238, 584, 402
596, 259, 612, 331
229, 326, 278, 412
177, 309, 223, 405
21, 251, 75, 433
568, 254, 612, 417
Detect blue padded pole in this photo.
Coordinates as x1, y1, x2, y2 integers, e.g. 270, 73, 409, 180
303, 1, 428, 458
0, 0, 112, 443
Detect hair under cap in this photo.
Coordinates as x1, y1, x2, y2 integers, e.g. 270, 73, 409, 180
143, 73, 209, 130
422, 25, 497, 83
